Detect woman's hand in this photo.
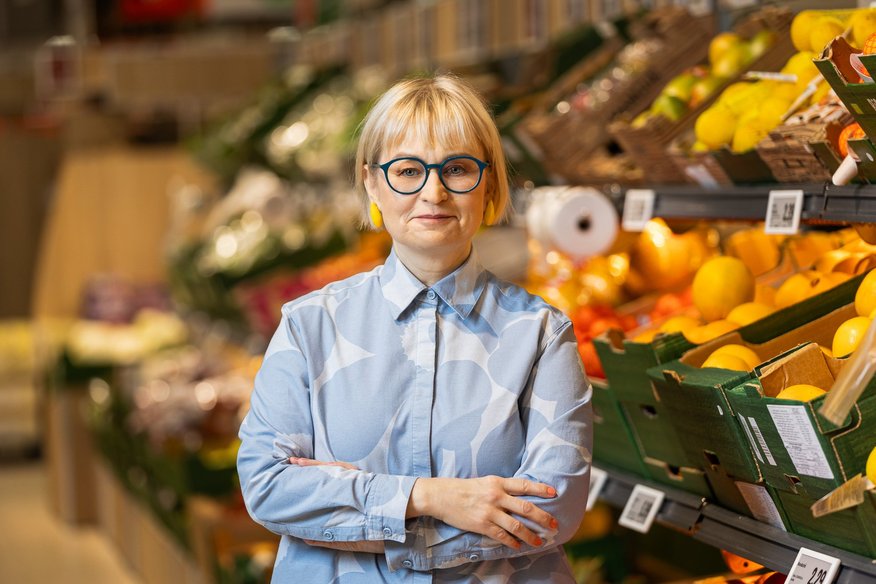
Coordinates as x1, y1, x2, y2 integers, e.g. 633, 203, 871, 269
288, 456, 358, 471
406, 476, 558, 550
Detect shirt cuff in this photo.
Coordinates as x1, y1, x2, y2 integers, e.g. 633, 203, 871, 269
364, 473, 417, 543
384, 518, 424, 571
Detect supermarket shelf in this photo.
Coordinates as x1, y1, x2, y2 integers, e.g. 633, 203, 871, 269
617, 182, 876, 225
596, 466, 876, 583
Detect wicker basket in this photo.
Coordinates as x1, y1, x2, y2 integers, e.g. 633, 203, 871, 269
757, 102, 852, 183
609, 7, 795, 185
517, 7, 715, 183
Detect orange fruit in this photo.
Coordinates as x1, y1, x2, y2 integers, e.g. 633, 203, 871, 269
855, 269, 876, 317
810, 272, 852, 295
776, 383, 826, 401
837, 122, 866, 158
701, 352, 750, 371
726, 302, 775, 326
712, 344, 761, 369
722, 549, 764, 574
754, 283, 776, 306
633, 329, 659, 343
833, 316, 872, 357
692, 256, 755, 322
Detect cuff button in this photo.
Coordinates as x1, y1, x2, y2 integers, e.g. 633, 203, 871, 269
402, 559, 413, 568
383, 527, 392, 536
323, 530, 334, 540
469, 553, 480, 561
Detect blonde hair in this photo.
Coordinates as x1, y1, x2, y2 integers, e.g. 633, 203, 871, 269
354, 74, 510, 227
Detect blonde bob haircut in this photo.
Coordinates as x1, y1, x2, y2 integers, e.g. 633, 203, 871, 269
354, 74, 510, 227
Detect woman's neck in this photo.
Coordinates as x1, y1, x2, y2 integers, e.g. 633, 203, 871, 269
395, 244, 472, 286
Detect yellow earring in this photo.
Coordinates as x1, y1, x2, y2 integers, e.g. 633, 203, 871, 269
484, 201, 497, 226
369, 202, 383, 229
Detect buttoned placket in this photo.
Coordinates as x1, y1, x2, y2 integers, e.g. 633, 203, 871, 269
410, 289, 438, 581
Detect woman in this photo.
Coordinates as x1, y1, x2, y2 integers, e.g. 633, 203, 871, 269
237, 74, 593, 582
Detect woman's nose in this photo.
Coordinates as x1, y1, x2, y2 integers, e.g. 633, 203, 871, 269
418, 171, 449, 202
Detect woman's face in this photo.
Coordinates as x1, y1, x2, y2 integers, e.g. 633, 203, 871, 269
364, 136, 489, 264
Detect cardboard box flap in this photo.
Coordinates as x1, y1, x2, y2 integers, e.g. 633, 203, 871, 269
817, 36, 862, 86
758, 342, 834, 398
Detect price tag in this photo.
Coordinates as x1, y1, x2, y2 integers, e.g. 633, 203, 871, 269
786, 547, 841, 584
586, 466, 608, 511
765, 189, 804, 235
618, 484, 664, 534
622, 189, 655, 232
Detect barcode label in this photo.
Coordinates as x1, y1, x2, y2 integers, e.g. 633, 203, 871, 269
765, 189, 804, 235
747, 416, 777, 466
618, 484, 664, 533
622, 189, 655, 232
739, 416, 765, 464
587, 466, 608, 511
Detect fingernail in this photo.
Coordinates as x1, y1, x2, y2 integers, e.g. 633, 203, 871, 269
534, 537, 543, 547
547, 487, 557, 496
550, 518, 558, 529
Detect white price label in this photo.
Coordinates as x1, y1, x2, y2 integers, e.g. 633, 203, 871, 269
587, 467, 608, 511
618, 484, 664, 534
765, 190, 804, 235
787, 547, 841, 584
622, 189, 655, 232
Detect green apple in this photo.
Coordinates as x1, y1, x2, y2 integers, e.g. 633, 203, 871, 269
650, 94, 688, 122
662, 72, 699, 104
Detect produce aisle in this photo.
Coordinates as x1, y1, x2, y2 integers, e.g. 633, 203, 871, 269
4, 1, 876, 583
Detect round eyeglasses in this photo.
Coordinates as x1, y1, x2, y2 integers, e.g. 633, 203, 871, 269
372, 155, 490, 195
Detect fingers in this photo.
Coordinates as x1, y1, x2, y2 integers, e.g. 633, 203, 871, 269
490, 511, 543, 548
288, 457, 359, 471
503, 494, 558, 533
502, 477, 557, 499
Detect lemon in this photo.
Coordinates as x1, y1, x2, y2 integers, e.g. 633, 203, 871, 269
633, 329, 659, 343
781, 51, 819, 85
713, 44, 752, 79
775, 271, 819, 309
855, 269, 876, 317
692, 257, 755, 321
776, 383, 826, 401
695, 107, 738, 150
702, 352, 750, 371
659, 315, 702, 334
866, 446, 876, 485
810, 17, 847, 55
712, 344, 761, 369
791, 11, 820, 52
726, 302, 775, 326
820, 346, 834, 359
732, 125, 768, 153
709, 32, 744, 65
851, 9, 876, 49
760, 97, 793, 127
683, 320, 740, 345
832, 316, 872, 357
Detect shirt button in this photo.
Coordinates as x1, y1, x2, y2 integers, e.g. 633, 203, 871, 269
402, 560, 413, 568
383, 527, 392, 537
426, 290, 436, 300
469, 553, 480, 561
323, 530, 334, 540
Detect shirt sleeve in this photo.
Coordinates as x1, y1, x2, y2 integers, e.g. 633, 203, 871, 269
237, 311, 417, 544
384, 321, 593, 571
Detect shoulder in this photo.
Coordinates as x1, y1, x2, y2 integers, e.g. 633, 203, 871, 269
481, 271, 571, 336
280, 264, 382, 321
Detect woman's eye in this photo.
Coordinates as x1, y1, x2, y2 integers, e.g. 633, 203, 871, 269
397, 167, 422, 177
444, 165, 465, 176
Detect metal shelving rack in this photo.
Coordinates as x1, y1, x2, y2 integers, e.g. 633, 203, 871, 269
617, 183, 876, 225
597, 466, 876, 583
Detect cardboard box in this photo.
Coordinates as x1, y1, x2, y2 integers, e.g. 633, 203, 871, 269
774, 489, 876, 558
815, 37, 876, 143
727, 342, 876, 499
591, 378, 649, 477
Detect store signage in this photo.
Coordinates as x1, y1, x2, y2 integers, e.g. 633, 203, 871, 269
786, 547, 841, 584
622, 189, 655, 232
587, 467, 608, 511
618, 484, 664, 534
765, 189, 804, 235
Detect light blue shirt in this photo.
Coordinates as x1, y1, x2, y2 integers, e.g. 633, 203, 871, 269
238, 249, 593, 583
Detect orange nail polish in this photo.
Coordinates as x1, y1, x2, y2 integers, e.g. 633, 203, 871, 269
534, 537, 543, 546
550, 519, 558, 529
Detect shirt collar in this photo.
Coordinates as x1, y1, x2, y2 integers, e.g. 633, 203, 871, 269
379, 248, 486, 320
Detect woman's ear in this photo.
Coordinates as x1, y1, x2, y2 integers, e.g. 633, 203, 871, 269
363, 164, 378, 202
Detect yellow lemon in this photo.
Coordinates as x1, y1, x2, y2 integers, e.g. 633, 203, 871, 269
710, 32, 744, 65
659, 315, 702, 334
695, 107, 738, 150
852, 9, 876, 49
701, 352, 750, 371
781, 51, 819, 85
727, 302, 775, 326
754, 283, 776, 307
774, 271, 820, 309
866, 446, 876, 485
776, 383, 826, 401
855, 269, 876, 317
712, 344, 761, 369
833, 316, 872, 357
692, 256, 755, 321
791, 11, 820, 52
810, 272, 851, 295
699, 319, 741, 342
820, 346, 834, 358
633, 329, 659, 343
810, 17, 846, 55
732, 125, 769, 153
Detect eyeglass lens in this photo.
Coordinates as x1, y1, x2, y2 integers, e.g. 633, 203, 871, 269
386, 157, 483, 194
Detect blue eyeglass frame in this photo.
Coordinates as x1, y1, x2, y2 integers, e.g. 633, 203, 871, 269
372, 155, 490, 195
